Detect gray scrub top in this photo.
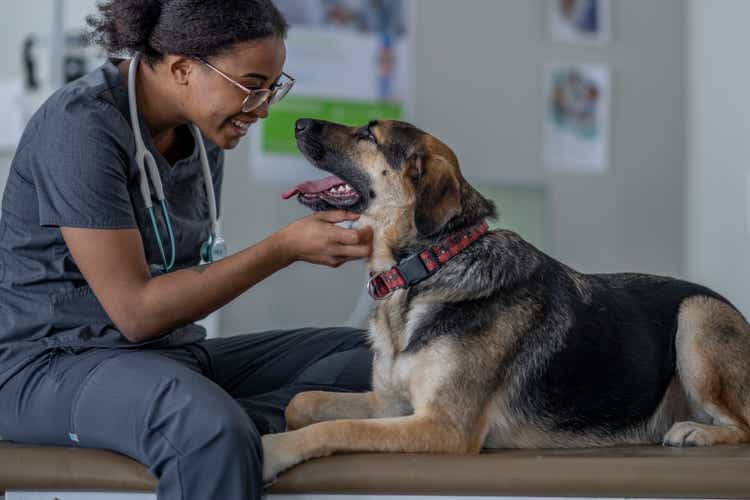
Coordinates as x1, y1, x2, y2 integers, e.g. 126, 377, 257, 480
0, 58, 224, 386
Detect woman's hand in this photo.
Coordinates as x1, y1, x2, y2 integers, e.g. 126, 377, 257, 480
278, 210, 373, 268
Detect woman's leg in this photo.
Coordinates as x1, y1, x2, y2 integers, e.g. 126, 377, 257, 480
0, 347, 265, 500
196, 327, 373, 433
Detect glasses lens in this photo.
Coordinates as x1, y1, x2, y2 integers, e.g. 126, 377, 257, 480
270, 81, 294, 105
241, 90, 271, 113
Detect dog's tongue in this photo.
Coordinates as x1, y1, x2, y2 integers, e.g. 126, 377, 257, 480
282, 175, 345, 200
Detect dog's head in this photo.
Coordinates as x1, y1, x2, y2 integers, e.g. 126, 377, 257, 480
285, 118, 496, 250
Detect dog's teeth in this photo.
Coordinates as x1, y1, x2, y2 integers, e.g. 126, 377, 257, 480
322, 184, 358, 198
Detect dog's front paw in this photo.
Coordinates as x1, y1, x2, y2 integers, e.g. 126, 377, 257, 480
663, 421, 719, 446
262, 432, 304, 483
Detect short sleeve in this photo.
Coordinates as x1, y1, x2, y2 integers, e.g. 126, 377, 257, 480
29, 99, 137, 229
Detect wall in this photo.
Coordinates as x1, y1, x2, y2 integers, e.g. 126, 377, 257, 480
686, 0, 750, 317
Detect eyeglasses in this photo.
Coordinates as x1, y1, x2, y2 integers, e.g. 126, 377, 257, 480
195, 57, 295, 113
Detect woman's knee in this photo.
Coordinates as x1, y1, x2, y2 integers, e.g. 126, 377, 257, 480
327, 327, 369, 350
294, 345, 372, 391
70, 353, 259, 465
144, 382, 265, 497
145, 374, 261, 455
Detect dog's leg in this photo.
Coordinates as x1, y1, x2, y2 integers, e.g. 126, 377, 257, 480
663, 297, 750, 447
286, 390, 399, 430
264, 408, 483, 482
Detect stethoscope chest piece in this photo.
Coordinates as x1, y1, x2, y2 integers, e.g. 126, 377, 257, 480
201, 234, 227, 264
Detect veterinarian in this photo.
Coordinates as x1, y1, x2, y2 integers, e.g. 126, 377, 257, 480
0, 1, 373, 499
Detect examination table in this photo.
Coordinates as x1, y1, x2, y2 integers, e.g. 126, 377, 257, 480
1, 441, 749, 499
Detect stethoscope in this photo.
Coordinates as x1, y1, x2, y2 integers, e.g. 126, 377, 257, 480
128, 53, 226, 272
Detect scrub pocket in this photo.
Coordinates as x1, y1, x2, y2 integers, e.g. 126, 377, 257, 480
48, 284, 110, 325
42, 346, 92, 384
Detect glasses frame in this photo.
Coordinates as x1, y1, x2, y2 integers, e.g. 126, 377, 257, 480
195, 57, 295, 113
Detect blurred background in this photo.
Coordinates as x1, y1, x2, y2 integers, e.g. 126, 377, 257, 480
0, 0, 747, 337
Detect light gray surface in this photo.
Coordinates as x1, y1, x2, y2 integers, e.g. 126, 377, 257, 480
685, 0, 750, 317
412, 0, 685, 276
0, 156, 10, 195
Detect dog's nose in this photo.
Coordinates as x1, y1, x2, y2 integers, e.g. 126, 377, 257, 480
295, 118, 313, 134
295, 118, 325, 137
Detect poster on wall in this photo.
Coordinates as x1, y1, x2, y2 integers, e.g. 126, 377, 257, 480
548, 0, 611, 45
542, 62, 610, 173
250, 0, 413, 185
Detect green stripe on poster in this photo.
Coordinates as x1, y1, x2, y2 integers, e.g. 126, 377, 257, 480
261, 96, 404, 155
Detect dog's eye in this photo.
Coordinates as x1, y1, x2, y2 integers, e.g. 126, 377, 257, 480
358, 126, 377, 143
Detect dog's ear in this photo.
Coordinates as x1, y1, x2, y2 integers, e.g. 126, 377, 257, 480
408, 154, 461, 237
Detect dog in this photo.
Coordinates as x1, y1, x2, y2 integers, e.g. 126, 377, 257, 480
263, 118, 750, 482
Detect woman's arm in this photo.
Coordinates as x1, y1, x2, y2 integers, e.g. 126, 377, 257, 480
61, 210, 371, 343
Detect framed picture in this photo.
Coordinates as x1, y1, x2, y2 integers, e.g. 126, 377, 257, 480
548, 0, 611, 45
542, 63, 611, 173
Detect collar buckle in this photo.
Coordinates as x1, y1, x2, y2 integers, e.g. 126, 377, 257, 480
366, 273, 391, 300
396, 252, 431, 286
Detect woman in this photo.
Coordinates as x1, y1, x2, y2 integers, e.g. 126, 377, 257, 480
0, 1, 373, 498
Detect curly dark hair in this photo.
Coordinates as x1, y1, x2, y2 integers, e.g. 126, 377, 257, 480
87, 0, 288, 63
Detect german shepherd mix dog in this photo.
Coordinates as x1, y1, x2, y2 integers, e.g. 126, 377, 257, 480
263, 118, 750, 482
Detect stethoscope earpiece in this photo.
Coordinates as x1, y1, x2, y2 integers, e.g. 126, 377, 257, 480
128, 53, 225, 272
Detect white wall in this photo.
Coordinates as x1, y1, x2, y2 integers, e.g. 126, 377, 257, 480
686, 0, 750, 317
412, 0, 685, 277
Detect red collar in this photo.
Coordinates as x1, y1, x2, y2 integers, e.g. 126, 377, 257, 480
366, 220, 489, 300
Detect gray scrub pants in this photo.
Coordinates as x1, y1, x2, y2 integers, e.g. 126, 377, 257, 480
0, 327, 372, 500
